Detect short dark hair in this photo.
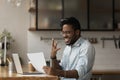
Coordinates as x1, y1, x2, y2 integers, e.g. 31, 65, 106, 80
60, 17, 81, 30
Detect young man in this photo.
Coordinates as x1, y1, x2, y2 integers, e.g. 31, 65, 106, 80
43, 17, 95, 80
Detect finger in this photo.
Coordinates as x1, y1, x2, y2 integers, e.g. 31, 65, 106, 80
54, 41, 57, 48
43, 66, 46, 68
43, 66, 46, 69
44, 69, 47, 74
43, 66, 50, 69
52, 38, 55, 47
57, 48, 61, 51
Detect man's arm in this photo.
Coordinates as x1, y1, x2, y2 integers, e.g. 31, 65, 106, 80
51, 68, 79, 78
50, 39, 62, 69
43, 39, 79, 78
51, 58, 62, 69
43, 66, 79, 79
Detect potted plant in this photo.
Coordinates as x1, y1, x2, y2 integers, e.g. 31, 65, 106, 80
0, 29, 14, 48
0, 29, 14, 66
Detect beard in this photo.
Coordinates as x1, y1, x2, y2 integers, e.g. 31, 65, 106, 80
64, 34, 79, 45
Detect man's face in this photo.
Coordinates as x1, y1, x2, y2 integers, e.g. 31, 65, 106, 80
61, 24, 80, 45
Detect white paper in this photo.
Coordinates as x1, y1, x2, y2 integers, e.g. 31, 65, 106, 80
27, 52, 46, 73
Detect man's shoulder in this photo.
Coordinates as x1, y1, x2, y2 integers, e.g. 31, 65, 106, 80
80, 38, 93, 48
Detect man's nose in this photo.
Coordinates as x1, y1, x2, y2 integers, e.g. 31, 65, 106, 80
63, 34, 68, 38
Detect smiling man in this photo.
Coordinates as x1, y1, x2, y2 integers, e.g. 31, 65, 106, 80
43, 17, 95, 80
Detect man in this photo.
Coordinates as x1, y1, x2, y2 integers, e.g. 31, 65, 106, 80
43, 17, 95, 80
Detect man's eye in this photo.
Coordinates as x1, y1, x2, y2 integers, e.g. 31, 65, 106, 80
61, 31, 72, 35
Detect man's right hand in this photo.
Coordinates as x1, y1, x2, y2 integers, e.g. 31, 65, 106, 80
51, 39, 61, 59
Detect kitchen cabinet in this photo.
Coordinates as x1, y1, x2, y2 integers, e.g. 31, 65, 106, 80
29, 0, 118, 31
89, 0, 113, 30
29, 0, 62, 31
64, 0, 88, 30
114, 0, 120, 30
37, 0, 62, 30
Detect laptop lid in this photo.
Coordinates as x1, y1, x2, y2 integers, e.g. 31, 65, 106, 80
12, 53, 23, 74
12, 52, 46, 74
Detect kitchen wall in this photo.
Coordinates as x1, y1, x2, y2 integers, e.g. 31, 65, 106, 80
0, 0, 120, 80
28, 30, 120, 69
0, 0, 29, 64
28, 31, 120, 63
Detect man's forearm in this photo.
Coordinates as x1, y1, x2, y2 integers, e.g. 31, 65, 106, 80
50, 68, 79, 79
51, 57, 79, 78
51, 57, 62, 69
64, 70, 79, 78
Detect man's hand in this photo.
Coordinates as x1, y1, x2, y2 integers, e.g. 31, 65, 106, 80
43, 66, 51, 75
51, 39, 61, 58
43, 66, 57, 75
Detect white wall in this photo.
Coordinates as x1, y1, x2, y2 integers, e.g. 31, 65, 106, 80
27, 31, 65, 60
0, 0, 30, 64
0, 0, 120, 79
28, 31, 120, 61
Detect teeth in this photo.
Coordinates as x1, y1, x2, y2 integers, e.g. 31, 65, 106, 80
65, 38, 69, 42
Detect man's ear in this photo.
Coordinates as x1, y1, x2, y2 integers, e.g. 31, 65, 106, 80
75, 30, 80, 35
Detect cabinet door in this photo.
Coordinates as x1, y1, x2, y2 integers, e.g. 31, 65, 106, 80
89, 0, 113, 30
115, 0, 120, 29
29, 0, 115, 31
37, 0, 62, 30
64, 0, 88, 30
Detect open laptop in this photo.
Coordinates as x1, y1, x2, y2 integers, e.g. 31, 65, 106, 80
12, 52, 46, 75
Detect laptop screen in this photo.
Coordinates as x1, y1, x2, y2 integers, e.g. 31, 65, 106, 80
12, 52, 47, 74
12, 53, 23, 74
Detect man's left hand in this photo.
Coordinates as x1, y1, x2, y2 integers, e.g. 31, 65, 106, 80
43, 66, 56, 75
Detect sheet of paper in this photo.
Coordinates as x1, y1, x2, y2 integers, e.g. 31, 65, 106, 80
27, 52, 46, 73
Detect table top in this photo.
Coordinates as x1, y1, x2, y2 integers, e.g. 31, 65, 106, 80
0, 66, 59, 80
1, 63, 120, 80
92, 52, 120, 75
92, 64, 120, 75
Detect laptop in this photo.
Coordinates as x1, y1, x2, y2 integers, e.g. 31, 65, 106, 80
12, 53, 46, 75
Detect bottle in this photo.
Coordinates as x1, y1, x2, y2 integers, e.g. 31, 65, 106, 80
8, 62, 13, 74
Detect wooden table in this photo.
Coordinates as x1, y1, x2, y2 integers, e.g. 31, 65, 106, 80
1, 65, 120, 80
92, 65, 120, 75
91, 64, 120, 80
0, 66, 59, 80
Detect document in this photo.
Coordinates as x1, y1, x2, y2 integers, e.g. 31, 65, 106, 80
27, 52, 47, 73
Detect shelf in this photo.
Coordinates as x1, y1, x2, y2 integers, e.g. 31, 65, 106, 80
28, 0, 118, 31
115, 9, 120, 13
115, 28, 120, 31
29, 7, 61, 13
29, 7, 36, 13
29, 28, 36, 31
